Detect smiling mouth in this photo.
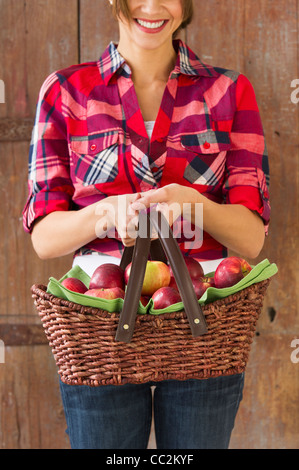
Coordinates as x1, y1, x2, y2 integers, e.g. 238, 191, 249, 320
135, 18, 168, 31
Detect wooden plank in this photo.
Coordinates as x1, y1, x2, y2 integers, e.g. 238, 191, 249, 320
230, 333, 299, 449
187, 0, 246, 72
24, 0, 79, 115
79, 0, 120, 62
0, 325, 47, 346
0, 0, 297, 451
0, 141, 74, 318
0, 118, 34, 141
0, 0, 79, 118
188, 0, 299, 449
0, 0, 28, 119
242, 0, 299, 332
189, 0, 298, 329
0, 0, 79, 450
0, 346, 70, 449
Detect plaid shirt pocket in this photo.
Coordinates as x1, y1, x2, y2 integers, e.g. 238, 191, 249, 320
70, 131, 119, 185
181, 130, 231, 186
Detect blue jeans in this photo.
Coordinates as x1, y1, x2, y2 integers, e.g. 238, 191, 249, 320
59, 373, 244, 449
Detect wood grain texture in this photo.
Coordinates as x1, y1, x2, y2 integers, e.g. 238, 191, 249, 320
230, 333, 299, 449
0, 324, 48, 346
0, 0, 298, 450
188, 0, 299, 449
0, 346, 69, 449
0, 118, 34, 141
0, 0, 78, 449
80, 0, 119, 62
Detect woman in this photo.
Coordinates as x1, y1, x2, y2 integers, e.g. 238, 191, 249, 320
23, 0, 270, 449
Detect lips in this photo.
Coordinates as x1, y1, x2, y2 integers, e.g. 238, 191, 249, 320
134, 18, 169, 34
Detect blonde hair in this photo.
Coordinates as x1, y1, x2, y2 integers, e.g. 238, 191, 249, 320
110, 0, 194, 35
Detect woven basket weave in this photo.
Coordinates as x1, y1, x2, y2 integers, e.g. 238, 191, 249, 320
31, 278, 270, 386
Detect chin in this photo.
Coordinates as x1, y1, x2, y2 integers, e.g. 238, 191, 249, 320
132, 34, 171, 51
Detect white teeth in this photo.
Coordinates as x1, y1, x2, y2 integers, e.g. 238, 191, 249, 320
136, 19, 165, 29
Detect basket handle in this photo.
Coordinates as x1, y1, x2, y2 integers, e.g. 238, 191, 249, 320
120, 238, 167, 270
115, 208, 208, 343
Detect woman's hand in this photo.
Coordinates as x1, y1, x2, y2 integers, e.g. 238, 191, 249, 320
31, 192, 142, 258
95, 193, 141, 247
130, 183, 192, 228
130, 183, 266, 260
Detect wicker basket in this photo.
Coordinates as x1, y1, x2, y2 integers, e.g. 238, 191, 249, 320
31, 211, 272, 386
31, 278, 270, 386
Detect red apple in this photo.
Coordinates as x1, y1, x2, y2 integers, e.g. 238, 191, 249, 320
84, 287, 125, 299
152, 287, 181, 310
169, 276, 179, 291
61, 277, 88, 294
214, 257, 244, 288
140, 296, 149, 307
169, 276, 215, 299
169, 256, 204, 280
204, 277, 215, 288
89, 263, 124, 290
192, 277, 215, 299
124, 261, 171, 296
236, 257, 252, 275
192, 278, 208, 299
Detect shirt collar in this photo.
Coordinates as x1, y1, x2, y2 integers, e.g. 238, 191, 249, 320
98, 39, 218, 86
172, 40, 218, 78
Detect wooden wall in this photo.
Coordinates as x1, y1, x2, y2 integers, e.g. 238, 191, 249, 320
0, 0, 298, 449
186, 1, 299, 449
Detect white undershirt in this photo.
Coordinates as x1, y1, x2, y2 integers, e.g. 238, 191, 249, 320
72, 121, 224, 276
144, 120, 155, 140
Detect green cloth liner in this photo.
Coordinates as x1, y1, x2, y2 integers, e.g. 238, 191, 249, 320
47, 259, 278, 316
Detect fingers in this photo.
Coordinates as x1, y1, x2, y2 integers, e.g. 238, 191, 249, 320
130, 192, 142, 203
131, 188, 164, 210
122, 238, 136, 247
95, 190, 181, 246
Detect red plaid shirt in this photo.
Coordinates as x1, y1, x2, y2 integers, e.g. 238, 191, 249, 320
23, 40, 270, 261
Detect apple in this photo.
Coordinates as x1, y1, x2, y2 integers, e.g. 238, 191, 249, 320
140, 296, 150, 307
169, 276, 179, 291
169, 256, 204, 280
192, 278, 208, 299
61, 277, 88, 294
89, 263, 125, 290
84, 287, 125, 299
214, 257, 245, 288
124, 261, 171, 296
204, 276, 215, 288
236, 257, 252, 275
152, 287, 181, 310
192, 277, 215, 299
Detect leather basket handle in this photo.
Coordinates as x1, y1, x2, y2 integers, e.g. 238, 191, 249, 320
120, 245, 134, 271
115, 211, 152, 343
120, 236, 167, 271
115, 208, 208, 343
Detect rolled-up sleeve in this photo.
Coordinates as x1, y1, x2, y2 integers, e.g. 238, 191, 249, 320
222, 74, 271, 234
22, 73, 74, 233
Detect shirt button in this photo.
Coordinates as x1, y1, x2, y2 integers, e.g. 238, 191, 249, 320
152, 167, 159, 173
90, 144, 97, 151
157, 138, 164, 143
203, 142, 211, 150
